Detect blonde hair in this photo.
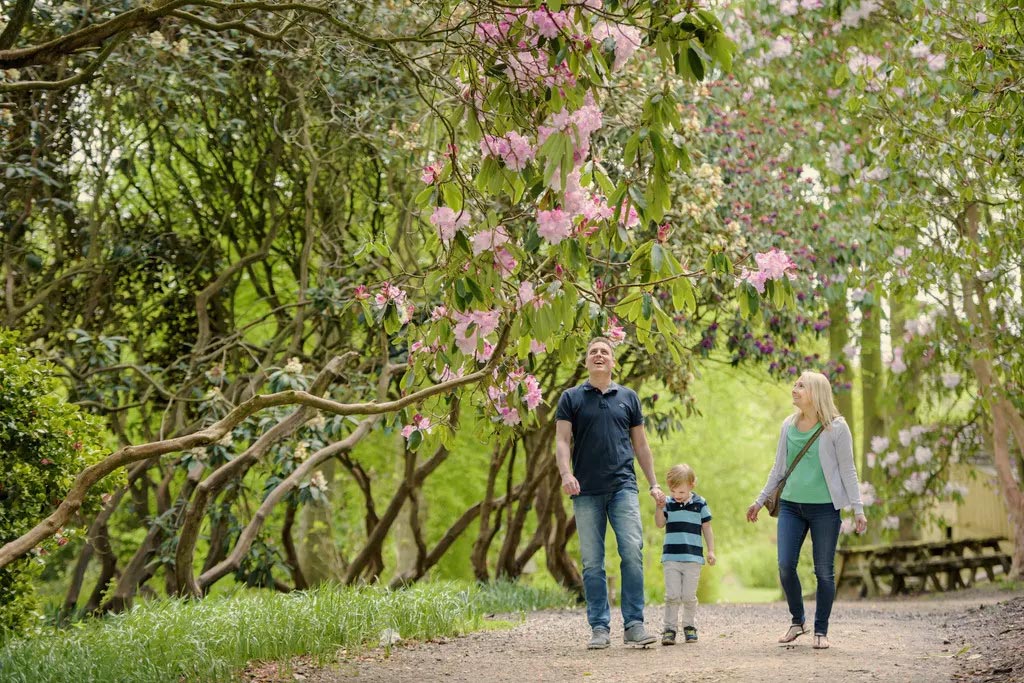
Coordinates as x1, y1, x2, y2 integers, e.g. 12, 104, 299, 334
666, 464, 696, 487
794, 371, 841, 429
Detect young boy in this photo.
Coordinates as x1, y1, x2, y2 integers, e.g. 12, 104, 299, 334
655, 463, 716, 645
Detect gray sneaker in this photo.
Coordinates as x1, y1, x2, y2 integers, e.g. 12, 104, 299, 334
623, 623, 657, 647
588, 627, 611, 650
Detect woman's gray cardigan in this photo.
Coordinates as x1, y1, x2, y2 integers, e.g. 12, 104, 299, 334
755, 415, 865, 515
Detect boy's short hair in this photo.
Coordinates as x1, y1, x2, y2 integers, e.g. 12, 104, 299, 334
666, 464, 696, 487
587, 336, 614, 353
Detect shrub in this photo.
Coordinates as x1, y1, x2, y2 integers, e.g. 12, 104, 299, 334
0, 331, 116, 641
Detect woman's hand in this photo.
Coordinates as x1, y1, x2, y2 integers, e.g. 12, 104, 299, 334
854, 513, 868, 534
745, 503, 761, 523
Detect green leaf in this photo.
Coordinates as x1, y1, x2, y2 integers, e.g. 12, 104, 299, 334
408, 429, 422, 451
442, 184, 463, 212
687, 47, 705, 81
641, 292, 653, 320
651, 243, 665, 275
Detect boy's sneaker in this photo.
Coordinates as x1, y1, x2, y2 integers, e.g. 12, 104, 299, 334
623, 624, 657, 647
683, 626, 698, 643
588, 627, 610, 650
661, 629, 677, 646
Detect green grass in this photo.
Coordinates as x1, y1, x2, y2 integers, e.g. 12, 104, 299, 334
0, 581, 574, 683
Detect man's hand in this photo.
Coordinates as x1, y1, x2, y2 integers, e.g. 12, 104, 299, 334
561, 472, 580, 496
706, 551, 717, 566
649, 485, 666, 506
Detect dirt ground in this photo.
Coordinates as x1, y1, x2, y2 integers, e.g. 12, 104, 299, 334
245, 587, 1024, 683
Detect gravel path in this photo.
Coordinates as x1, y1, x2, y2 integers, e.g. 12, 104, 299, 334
300, 588, 1023, 683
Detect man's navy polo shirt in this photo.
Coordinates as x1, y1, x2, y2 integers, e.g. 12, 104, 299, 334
556, 381, 644, 496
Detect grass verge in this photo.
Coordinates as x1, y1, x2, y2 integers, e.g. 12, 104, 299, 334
0, 580, 574, 683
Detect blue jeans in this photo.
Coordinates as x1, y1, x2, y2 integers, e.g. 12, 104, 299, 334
573, 487, 646, 631
777, 500, 841, 636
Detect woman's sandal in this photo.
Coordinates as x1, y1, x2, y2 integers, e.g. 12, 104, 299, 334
813, 634, 830, 649
778, 623, 809, 643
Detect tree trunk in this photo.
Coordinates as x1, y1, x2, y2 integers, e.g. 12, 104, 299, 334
859, 285, 885, 478
828, 288, 854, 433
471, 440, 514, 581
297, 459, 347, 585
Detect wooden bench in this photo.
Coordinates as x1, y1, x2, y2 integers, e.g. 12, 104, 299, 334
837, 535, 1010, 597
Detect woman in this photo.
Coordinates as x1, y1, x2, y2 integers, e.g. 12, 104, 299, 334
746, 371, 867, 650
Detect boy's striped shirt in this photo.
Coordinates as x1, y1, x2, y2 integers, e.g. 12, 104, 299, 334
661, 492, 712, 564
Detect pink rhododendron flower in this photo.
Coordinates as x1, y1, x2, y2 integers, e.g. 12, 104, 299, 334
500, 406, 521, 425
523, 375, 543, 410
619, 205, 639, 229
801, 0, 823, 9
528, 8, 572, 39
779, 0, 799, 15
353, 285, 370, 300
421, 164, 441, 184
941, 372, 961, 389
754, 249, 797, 279
591, 22, 642, 70
475, 20, 512, 44
536, 209, 573, 244
530, 339, 547, 354
871, 436, 890, 453
480, 132, 535, 171
471, 226, 510, 256
741, 268, 770, 293
493, 247, 518, 276
430, 206, 471, 243
401, 414, 433, 440
888, 347, 907, 374
431, 305, 448, 321
518, 281, 536, 308
453, 309, 502, 354
848, 49, 883, 74
925, 52, 946, 71
909, 41, 930, 59
604, 317, 626, 344
374, 282, 408, 309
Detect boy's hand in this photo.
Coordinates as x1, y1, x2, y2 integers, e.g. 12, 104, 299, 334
706, 551, 716, 566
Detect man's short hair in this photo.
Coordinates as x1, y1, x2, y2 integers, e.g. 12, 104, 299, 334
587, 336, 614, 353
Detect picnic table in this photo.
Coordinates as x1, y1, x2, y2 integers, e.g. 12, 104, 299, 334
836, 535, 1011, 597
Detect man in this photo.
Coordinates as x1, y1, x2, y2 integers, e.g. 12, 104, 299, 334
556, 337, 665, 649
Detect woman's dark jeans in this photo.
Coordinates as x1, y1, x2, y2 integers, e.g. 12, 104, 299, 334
777, 500, 842, 636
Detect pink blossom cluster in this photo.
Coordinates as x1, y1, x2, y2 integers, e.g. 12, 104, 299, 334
480, 131, 536, 171
908, 41, 946, 71
470, 225, 518, 276
430, 206, 472, 243
453, 309, 502, 356
839, 0, 879, 28
401, 413, 432, 440
421, 164, 441, 184
604, 317, 626, 344
887, 346, 907, 374
739, 249, 797, 293
528, 8, 572, 39
538, 97, 603, 166
487, 368, 544, 426
372, 282, 414, 325
591, 21, 642, 70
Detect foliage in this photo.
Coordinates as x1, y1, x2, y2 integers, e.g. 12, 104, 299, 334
0, 331, 117, 640
0, 581, 573, 683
